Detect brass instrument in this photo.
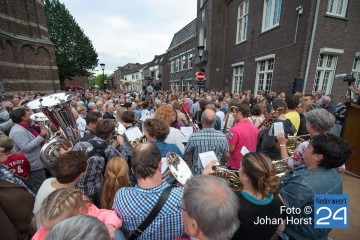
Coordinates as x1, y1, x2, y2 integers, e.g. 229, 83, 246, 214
180, 103, 199, 132
130, 135, 147, 148
286, 134, 310, 155
164, 152, 243, 191
165, 152, 193, 185
223, 106, 238, 133
27, 92, 80, 176
257, 107, 286, 130
212, 166, 243, 192
272, 159, 289, 177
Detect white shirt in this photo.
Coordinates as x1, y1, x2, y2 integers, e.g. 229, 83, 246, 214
216, 111, 225, 130
76, 116, 86, 137
165, 127, 185, 154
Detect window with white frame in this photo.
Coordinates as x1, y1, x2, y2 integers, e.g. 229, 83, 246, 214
327, 0, 348, 18
171, 60, 175, 73
312, 54, 338, 94
188, 53, 193, 69
232, 66, 244, 93
182, 55, 186, 70
236, 0, 249, 44
175, 58, 180, 72
350, 57, 360, 98
255, 59, 274, 94
262, 0, 282, 32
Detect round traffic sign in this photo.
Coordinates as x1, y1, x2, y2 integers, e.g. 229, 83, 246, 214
104, 79, 107, 84
196, 71, 205, 81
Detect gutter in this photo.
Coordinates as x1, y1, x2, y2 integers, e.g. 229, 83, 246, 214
302, 0, 320, 94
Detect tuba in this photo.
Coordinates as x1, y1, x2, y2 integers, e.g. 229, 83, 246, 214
164, 152, 243, 191
27, 93, 80, 176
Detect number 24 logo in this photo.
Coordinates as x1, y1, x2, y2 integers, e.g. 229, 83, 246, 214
316, 207, 347, 225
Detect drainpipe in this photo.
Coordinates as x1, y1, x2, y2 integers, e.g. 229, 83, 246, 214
303, 0, 320, 94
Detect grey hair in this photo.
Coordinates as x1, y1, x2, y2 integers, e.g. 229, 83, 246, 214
183, 175, 240, 240
105, 103, 114, 110
306, 108, 335, 134
45, 215, 110, 240
201, 109, 216, 126
88, 102, 96, 108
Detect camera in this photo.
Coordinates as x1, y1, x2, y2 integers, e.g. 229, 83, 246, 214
335, 74, 356, 86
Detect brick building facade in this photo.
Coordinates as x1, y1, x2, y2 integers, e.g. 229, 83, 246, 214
0, 0, 59, 97
198, 0, 360, 99
167, 19, 198, 92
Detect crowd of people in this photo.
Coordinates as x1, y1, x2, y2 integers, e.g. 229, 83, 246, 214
0, 85, 356, 240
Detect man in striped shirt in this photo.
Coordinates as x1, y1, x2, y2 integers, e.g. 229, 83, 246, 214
185, 109, 229, 175
113, 143, 184, 239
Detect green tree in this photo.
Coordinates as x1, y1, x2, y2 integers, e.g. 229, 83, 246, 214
44, 0, 98, 88
89, 74, 108, 88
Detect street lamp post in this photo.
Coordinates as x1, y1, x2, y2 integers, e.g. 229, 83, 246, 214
100, 63, 105, 91
197, 46, 205, 94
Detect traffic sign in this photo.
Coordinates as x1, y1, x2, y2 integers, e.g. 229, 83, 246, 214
104, 79, 107, 84
196, 71, 205, 81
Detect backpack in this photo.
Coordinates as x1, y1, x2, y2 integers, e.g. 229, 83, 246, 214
88, 140, 109, 174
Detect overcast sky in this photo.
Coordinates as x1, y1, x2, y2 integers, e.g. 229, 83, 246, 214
58, 0, 197, 75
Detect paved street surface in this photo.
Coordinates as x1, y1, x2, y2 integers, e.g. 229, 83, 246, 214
329, 172, 360, 240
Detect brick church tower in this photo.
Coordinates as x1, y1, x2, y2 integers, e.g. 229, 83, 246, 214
0, 0, 60, 97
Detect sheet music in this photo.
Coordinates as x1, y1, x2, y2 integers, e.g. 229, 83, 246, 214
181, 127, 193, 136
181, 127, 193, 143
124, 127, 143, 141
199, 151, 220, 168
240, 146, 250, 156
273, 122, 284, 136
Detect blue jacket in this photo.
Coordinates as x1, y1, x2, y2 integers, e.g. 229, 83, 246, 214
280, 166, 342, 240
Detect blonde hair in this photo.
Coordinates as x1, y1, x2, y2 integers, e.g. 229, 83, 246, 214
115, 107, 127, 124
242, 153, 280, 198
101, 157, 131, 209
0, 135, 14, 152
38, 189, 89, 226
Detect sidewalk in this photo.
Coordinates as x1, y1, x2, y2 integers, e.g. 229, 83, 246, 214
329, 172, 360, 240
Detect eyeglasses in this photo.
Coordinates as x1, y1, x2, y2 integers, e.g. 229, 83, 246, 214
177, 202, 187, 212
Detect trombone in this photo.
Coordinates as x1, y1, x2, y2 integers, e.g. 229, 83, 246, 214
223, 106, 238, 133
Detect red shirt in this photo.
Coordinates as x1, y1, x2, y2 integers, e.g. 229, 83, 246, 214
4, 153, 31, 178
180, 103, 190, 115
227, 119, 259, 170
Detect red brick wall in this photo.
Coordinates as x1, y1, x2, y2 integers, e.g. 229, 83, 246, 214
0, 0, 60, 97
